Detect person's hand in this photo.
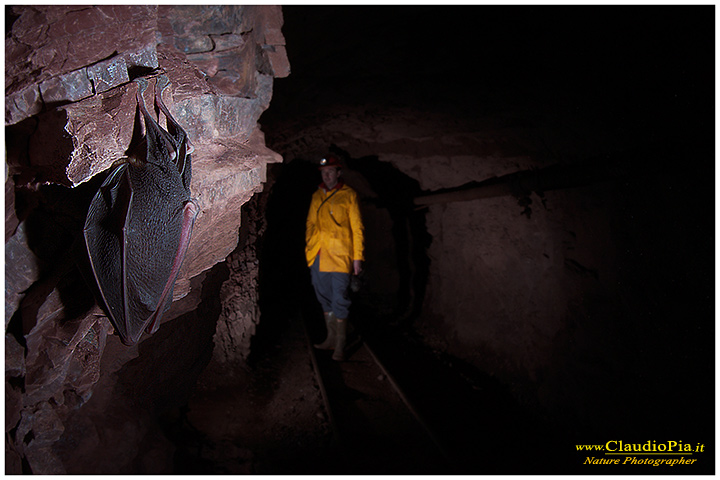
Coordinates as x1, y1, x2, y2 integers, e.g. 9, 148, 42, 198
353, 259, 363, 276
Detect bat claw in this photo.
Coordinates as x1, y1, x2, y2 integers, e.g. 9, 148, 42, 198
156, 74, 171, 94
135, 77, 148, 100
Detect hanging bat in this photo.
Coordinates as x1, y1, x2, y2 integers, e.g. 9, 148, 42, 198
84, 76, 199, 346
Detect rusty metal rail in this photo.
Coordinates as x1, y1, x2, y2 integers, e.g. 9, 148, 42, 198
303, 325, 455, 474
361, 341, 454, 464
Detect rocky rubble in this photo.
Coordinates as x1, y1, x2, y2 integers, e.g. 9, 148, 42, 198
5, 5, 288, 474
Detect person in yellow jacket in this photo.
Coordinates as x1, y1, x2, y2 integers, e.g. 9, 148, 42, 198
305, 154, 364, 361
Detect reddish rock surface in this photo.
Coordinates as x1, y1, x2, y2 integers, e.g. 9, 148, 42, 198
5, 6, 158, 125
5, 5, 288, 474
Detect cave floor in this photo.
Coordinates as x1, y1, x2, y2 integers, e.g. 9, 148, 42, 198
164, 303, 548, 475
169, 311, 332, 474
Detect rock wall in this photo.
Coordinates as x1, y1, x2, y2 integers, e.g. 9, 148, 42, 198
213, 191, 266, 364
5, 6, 288, 474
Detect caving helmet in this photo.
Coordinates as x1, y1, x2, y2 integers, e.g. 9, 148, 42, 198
319, 154, 341, 169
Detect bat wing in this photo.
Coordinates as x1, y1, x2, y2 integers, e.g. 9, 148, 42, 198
83, 163, 139, 344
84, 78, 198, 346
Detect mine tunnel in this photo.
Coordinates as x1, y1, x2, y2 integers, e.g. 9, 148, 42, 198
4, 5, 714, 475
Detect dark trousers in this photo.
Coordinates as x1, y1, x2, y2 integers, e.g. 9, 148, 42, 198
310, 255, 351, 319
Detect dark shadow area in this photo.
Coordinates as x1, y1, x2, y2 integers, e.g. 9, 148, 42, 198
7, 179, 101, 340
252, 159, 321, 355
194, 5, 715, 474
5, 104, 116, 345
339, 150, 431, 327
117, 263, 227, 414
6, 110, 76, 186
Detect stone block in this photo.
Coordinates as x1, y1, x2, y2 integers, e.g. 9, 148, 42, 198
24, 294, 108, 406
5, 379, 23, 432
7, 6, 49, 49
5, 177, 19, 242
208, 70, 256, 98
6, 6, 158, 95
5, 84, 42, 125
16, 402, 67, 474
39, 68, 93, 105
174, 35, 214, 54
125, 44, 159, 73
17, 402, 65, 448
185, 53, 220, 77
172, 74, 273, 142
211, 33, 245, 52
253, 5, 286, 46
172, 95, 255, 142
63, 19, 156, 76
45, 7, 115, 39
5, 37, 33, 91
64, 83, 138, 186
166, 5, 245, 37
64, 321, 109, 402
6, 334, 26, 380
87, 56, 130, 93
263, 45, 291, 78
216, 43, 254, 73
180, 130, 280, 282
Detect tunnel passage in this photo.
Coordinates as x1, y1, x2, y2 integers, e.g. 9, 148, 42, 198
253, 151, 432, 352
256, 137, 713, 447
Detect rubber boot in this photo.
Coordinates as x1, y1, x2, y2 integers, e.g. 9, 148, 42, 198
313, 312, 336, 350
332, 319, 347, 361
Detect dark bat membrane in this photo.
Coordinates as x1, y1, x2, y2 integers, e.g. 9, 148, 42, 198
84, 76, 199, 346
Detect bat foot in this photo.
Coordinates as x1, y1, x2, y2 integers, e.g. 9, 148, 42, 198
156, 74, 171, 94
135, 77, 149, 95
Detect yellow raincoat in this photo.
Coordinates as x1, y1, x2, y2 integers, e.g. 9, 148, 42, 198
305, 182, 364, 273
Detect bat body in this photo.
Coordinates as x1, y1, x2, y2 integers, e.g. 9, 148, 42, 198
84, 76, 199, 346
